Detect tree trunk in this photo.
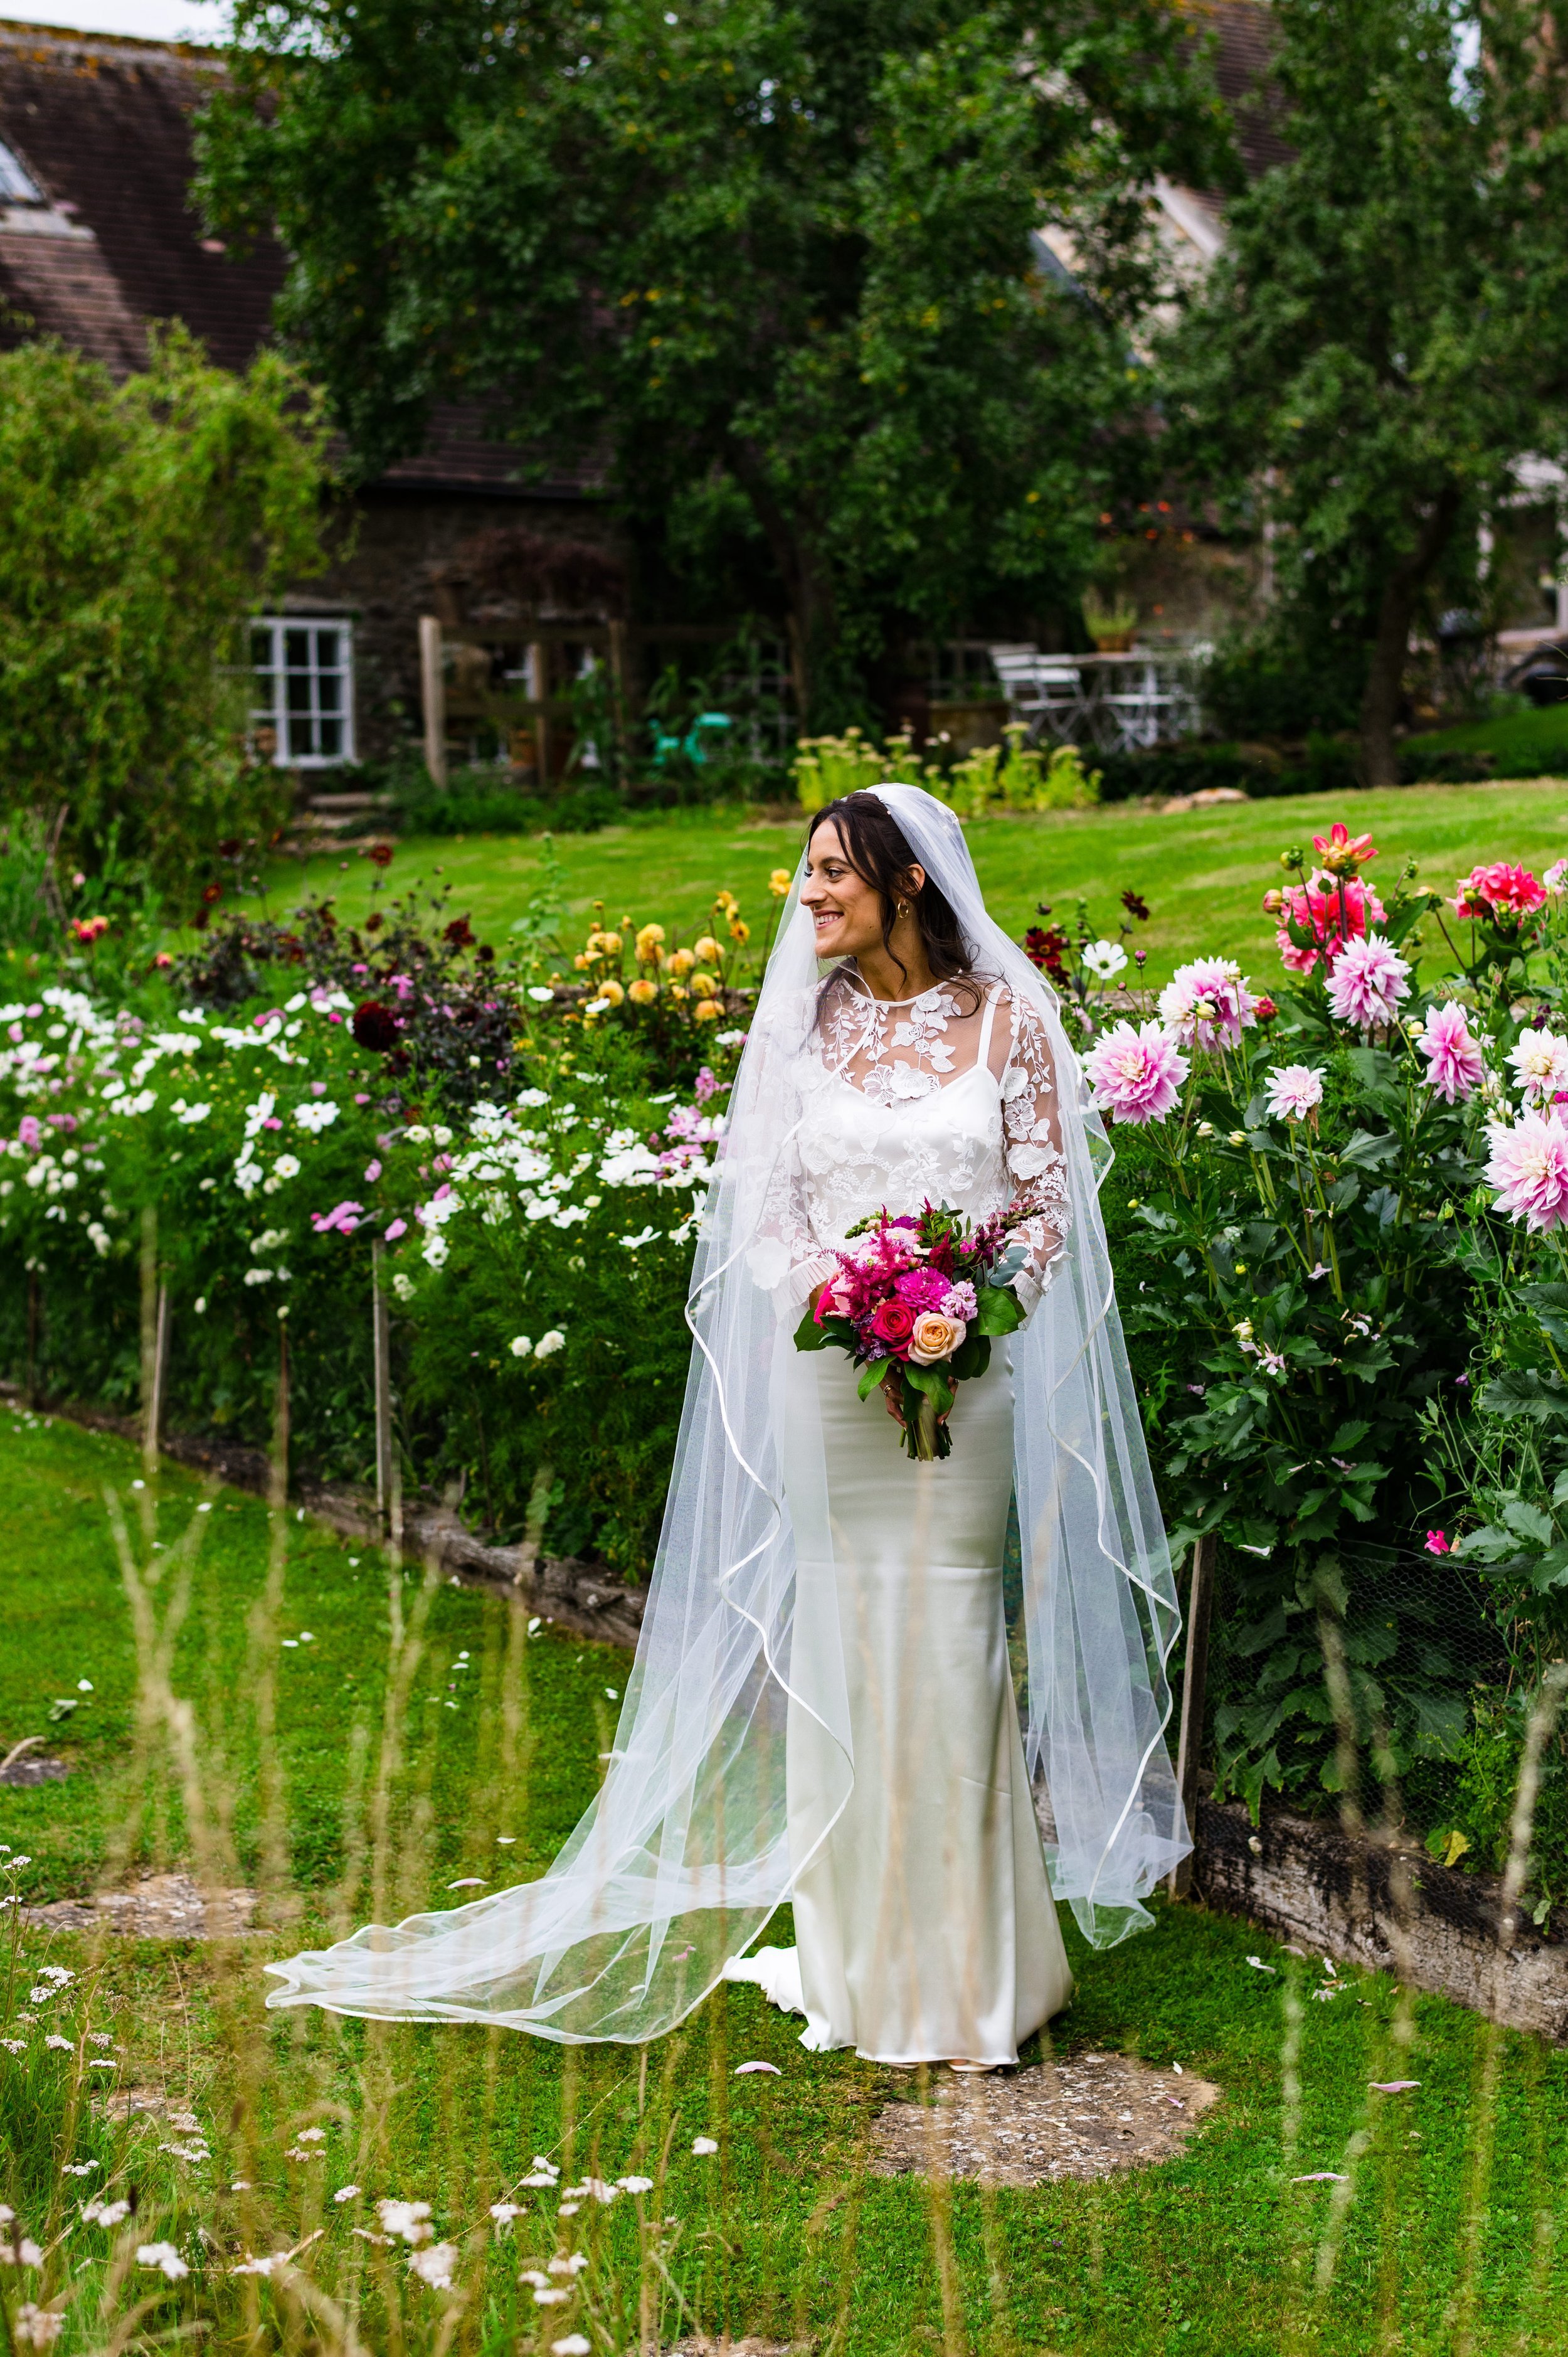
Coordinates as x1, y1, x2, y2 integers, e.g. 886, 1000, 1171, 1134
1359, 484, 1461, 787
729, 440, 836, 730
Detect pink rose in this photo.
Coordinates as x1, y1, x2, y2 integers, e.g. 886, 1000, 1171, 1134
869, 1297, 916, 1351
908, 1311, 965, 1365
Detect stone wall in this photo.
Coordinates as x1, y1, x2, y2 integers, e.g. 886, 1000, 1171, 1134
1194, 1796, 1568, 2042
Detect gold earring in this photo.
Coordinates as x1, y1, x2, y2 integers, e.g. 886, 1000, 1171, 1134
896, 900, 910, 919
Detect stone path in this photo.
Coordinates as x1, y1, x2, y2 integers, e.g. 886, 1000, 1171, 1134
869, 2049, 1220, 2186
24, 1871, 258, 1939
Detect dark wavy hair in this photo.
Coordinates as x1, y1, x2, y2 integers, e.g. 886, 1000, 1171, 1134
806, 791, 980, 997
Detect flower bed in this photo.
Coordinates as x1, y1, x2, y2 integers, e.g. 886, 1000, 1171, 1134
6, 823, 1568, 1903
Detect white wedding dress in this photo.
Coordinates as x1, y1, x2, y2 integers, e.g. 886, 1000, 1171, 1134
725, 969, 1074, 2063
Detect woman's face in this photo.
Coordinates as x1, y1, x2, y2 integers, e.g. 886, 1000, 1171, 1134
801, 819, 923, 964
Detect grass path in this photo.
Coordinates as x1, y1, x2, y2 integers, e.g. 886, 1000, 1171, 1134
3, 1408, 1568, 2352
262, 779, 1568, 988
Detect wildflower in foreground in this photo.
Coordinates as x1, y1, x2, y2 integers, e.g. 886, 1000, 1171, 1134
1080, 939, 1128, 982
13, 2306, 63, 2348
135, 2243, 188, 2280
1158, 957, 1257, 1050
1263, 1065, 1323, 1124
1083, 1021, 1189, 1125
1414, 1001, 1485, 1105
1325, 934, 1411, 1030
1485, 1107, 1568, 1233
1424, 1531, 1451, 1555
408, 2242, 459, 2289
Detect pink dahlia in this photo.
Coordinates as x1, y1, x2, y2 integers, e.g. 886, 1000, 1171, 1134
1453, 861, 1547, 920
1325, 934, 1411, 1030
1083, 1020, 1189, 1125
1507, 1026, 1568, 1107
1415, 1001, 1485, 1105
1484, 1108, 1568, 1233
1263, 1064, 1324, 1123
1274, 872, 1386, 976
1157, 957, 1258, 1050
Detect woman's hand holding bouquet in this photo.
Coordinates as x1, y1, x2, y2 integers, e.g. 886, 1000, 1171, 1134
793, 1201, 1029, 1462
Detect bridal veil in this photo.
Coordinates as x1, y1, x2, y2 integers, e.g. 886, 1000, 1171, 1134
265, 784, 1189, 2040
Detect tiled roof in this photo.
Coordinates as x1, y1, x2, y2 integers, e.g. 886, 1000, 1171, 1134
1194, 0, 1292, 181
0, 18, 585, 492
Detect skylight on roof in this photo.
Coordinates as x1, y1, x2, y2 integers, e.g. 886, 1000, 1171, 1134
0, 141, 42, 205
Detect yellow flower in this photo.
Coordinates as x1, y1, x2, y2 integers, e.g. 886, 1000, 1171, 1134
637, 921, 667, 946
714, 890, 738, 914
596, 977, 625, 1006
635, 926, 666, 967
573, 951, 593, 971
628, 977, 659, 1006
728, 917, 751, 944
668, 946, 697, 976
768, 868, 792, 897
693, 934, 722, 964
669, 983, 689, 1003
690, 971, 720, 999
599, 931, 623, 955
693, 998, 721, 1023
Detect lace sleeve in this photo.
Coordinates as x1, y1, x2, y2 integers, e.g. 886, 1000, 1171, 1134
752, 1127, 836, 1316
992, 989, 1073, 1316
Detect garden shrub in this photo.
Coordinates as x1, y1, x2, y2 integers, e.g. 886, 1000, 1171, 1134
0, 328, 331, 891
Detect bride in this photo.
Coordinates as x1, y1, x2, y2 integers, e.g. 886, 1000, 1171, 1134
267, 784, 1189, 2061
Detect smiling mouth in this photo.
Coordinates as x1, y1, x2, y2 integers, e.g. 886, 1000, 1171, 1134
812, 908, 843, 930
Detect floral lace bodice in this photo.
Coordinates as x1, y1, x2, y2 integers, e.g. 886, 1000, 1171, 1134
758, 967, 1072, 1314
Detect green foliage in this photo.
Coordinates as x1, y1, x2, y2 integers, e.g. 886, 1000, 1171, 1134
198, 0, 1231, 720
0, 330, 332, 890
1161, 0, 1568, 784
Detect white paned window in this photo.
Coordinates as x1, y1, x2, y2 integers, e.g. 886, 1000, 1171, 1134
251, 617, 355, 765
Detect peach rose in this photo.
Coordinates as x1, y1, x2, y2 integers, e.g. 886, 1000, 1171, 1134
908, 1311, 965, 1365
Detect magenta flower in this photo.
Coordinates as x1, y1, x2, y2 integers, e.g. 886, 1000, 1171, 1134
1453, 862, 1547, 919
18, 1114, 41, 1150
1424, 1531, 1451, 1555
311, 1200, 366, 1237
1273, 873, 1385, 975
1484, 1109, 1568, 1233
1263, 1065, 1324, 1124
1325, 934, 1411, 1030
384, 1218, 408, 1241
1084, 1021, 1190, 1124
1415, 1001, 1485, 1105
1158, 958, 1258, 1050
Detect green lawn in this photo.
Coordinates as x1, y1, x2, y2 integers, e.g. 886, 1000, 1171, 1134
4, 1408, 1568, 2354
1409, 703, 1568, 764
267, 779, 1568, 989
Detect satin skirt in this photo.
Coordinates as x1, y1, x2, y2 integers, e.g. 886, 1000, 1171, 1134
734, 1343, 1071, 2065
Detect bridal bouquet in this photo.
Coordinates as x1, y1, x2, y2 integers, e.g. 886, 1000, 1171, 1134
793, 1201, 1027, 1462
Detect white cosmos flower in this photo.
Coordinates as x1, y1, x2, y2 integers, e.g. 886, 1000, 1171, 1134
1080, 939, 1129, 982
534, 1329, 566, 1358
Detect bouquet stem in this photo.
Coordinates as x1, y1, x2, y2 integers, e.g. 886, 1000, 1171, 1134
910, 1394, 940, 1462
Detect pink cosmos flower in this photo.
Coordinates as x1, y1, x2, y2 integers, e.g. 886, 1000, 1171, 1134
1158, 958, 1258, 1050
18, 1114, 41, 1150
1453, 862, 1547, 919
1424, 1531, 1451, 1555
1484, 1108, 1568, 1233
1326, 934, 1411, 1030
1083, 1021, 1190, 1125
384, 1218, 408, 1241
1545, 858, 1567, 898
1507, 1026, 1568, 1106
1415, 1001, 1485, 1105
1263, 1065, 1324, 1123
311, 1200, 365, 1236
1273, 873, 1386, 975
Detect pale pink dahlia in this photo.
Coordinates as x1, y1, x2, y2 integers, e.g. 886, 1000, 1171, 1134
1157, 957, 1258, 1050
1415, 1001, 1485, 1105
1083, 1021, 1189, 1125
1507, 1026, 1568, 1106
1325, 933, 1411, 1030
1263, 1064, 1324, 1123
1484, 1108, 1568, 1233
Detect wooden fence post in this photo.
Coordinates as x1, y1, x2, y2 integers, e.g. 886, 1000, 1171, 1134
1168, 1532, 1217, 1900
419, 615, 448, 787
372, 1237, 393, 1538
